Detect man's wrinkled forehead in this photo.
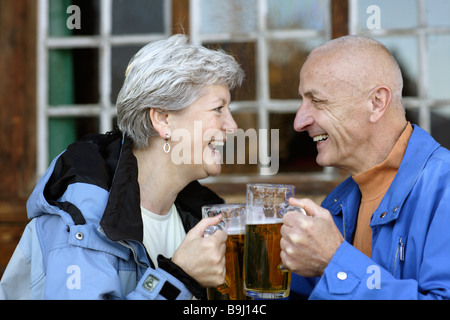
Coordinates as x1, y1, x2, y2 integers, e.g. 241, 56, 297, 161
299, 52, 367, 97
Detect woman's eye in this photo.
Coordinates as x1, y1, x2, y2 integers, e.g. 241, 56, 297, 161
214, 106, 224, 113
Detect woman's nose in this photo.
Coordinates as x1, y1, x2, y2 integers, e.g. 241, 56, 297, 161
223, 109, 238, 133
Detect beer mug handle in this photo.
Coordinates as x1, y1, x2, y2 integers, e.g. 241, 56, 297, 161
279, 204, 306, 217
203, 220, 226, 238
279, 204, 305, 273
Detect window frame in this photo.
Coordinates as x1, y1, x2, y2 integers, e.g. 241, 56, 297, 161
189, 0, 339, 184
349, 0, 450, 135
36, 0, 172, 176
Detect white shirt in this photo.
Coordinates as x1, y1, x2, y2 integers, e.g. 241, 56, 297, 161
141, 204, 186, 268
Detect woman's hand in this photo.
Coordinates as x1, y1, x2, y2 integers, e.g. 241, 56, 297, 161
172, 215, 227, 287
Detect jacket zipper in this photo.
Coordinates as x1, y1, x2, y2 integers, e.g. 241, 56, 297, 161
342, 214, 346, 240
97, 226, 148, 268
118, 240, 149, 268
393, 237, 405, 274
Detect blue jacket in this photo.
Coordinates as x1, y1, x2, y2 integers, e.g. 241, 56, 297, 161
0, 130, 223, 300
290, 124, 450, 299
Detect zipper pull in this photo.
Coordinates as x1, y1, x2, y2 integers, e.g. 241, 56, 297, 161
399, 238, 405, 262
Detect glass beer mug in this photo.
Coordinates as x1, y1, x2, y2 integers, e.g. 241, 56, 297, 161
202, 203, 248, 300
243, 183, 303, 299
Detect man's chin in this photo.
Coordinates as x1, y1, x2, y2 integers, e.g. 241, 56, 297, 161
316, 154, 331, 168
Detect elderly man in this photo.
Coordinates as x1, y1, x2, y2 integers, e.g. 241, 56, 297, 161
281, 35, 450, 299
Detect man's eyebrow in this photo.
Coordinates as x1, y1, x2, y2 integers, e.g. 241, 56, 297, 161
302, 89, 326, 99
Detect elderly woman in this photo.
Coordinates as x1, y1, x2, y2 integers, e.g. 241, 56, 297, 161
0, 35, 244, 300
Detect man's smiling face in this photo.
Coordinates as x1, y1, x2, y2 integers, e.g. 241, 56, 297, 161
294, 51, 372, 174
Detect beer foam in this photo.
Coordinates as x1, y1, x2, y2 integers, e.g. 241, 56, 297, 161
227, 226, 245, 235
245, 218, 283, 225
246, 207, 283, 225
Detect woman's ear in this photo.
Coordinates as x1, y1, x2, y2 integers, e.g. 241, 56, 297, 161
369, 86, 392, 123
149, 108, 170, 138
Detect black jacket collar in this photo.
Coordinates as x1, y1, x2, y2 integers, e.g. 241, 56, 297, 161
44, 129, 224, 243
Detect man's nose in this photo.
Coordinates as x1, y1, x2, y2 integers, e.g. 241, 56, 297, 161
293, 102, 314, 132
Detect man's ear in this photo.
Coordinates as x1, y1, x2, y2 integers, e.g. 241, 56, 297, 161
149, 108, 170, 138
369, 86, 392, 123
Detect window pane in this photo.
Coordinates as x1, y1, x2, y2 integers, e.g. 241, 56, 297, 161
200, 0, 257, 34
111, 45, 144, 104
426, 0, 450, 27
269, 113, 322, 172
112, 0, 165, 35
431, 106, 450, 149
357, 0, 418, 30
49, 0, 100, 36
49, 49, 99, 105
269, 39, 324, 100
204, 42, 257, 101
427, 35, 450, 100
267, 0, 327, 30
221, 113, 259, 174
48, 117, 99, 162
372, 36, 419, 97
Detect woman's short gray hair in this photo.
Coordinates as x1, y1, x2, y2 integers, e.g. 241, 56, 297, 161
116, 34, 244, 149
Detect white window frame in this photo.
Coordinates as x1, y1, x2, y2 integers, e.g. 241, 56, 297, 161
190, 0, 338, 183
349, 0, 450, 135
36, 0, 172, 177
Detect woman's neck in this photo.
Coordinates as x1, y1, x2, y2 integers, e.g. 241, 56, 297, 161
133, 145, 189, 215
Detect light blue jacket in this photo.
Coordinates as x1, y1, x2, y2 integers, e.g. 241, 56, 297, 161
290, 124, 450, 299
0, 131, 222, 299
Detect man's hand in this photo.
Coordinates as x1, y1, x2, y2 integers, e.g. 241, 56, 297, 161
172, 215, 227, 287
280, 198, 344, 277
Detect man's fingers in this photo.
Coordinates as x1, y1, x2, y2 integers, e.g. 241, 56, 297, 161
289, 197, 329, 218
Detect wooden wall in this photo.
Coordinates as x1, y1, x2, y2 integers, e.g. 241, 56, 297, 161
0, 0, 37, 276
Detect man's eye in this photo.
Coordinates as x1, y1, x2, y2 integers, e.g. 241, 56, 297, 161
214, 106, 224, 113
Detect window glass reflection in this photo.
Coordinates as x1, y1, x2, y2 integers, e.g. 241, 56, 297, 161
111, 46, 143, 104
267, 0, 327, 30
49, 49, 99, 105
427, 35, 450, 100
112, 0, 164, 35
200, 0, 257, 34
357, 0, 417, 30
372, 36, 419, 97
269, 39, 324, 100
49, 0, 100, 36
426, 0, 450, 27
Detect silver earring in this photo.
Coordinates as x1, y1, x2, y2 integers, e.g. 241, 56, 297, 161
163, 133, 171, 153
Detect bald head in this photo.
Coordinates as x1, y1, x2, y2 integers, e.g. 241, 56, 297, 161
296, 35, 408, 174
306, 35, 404, 108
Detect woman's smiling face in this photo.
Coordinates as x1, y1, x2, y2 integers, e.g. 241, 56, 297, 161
168, 84, 237, 179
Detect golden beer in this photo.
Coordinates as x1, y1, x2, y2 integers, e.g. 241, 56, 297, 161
243, 223, 291, 298
207, 232, 248, 300
202, 203, 248, 300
